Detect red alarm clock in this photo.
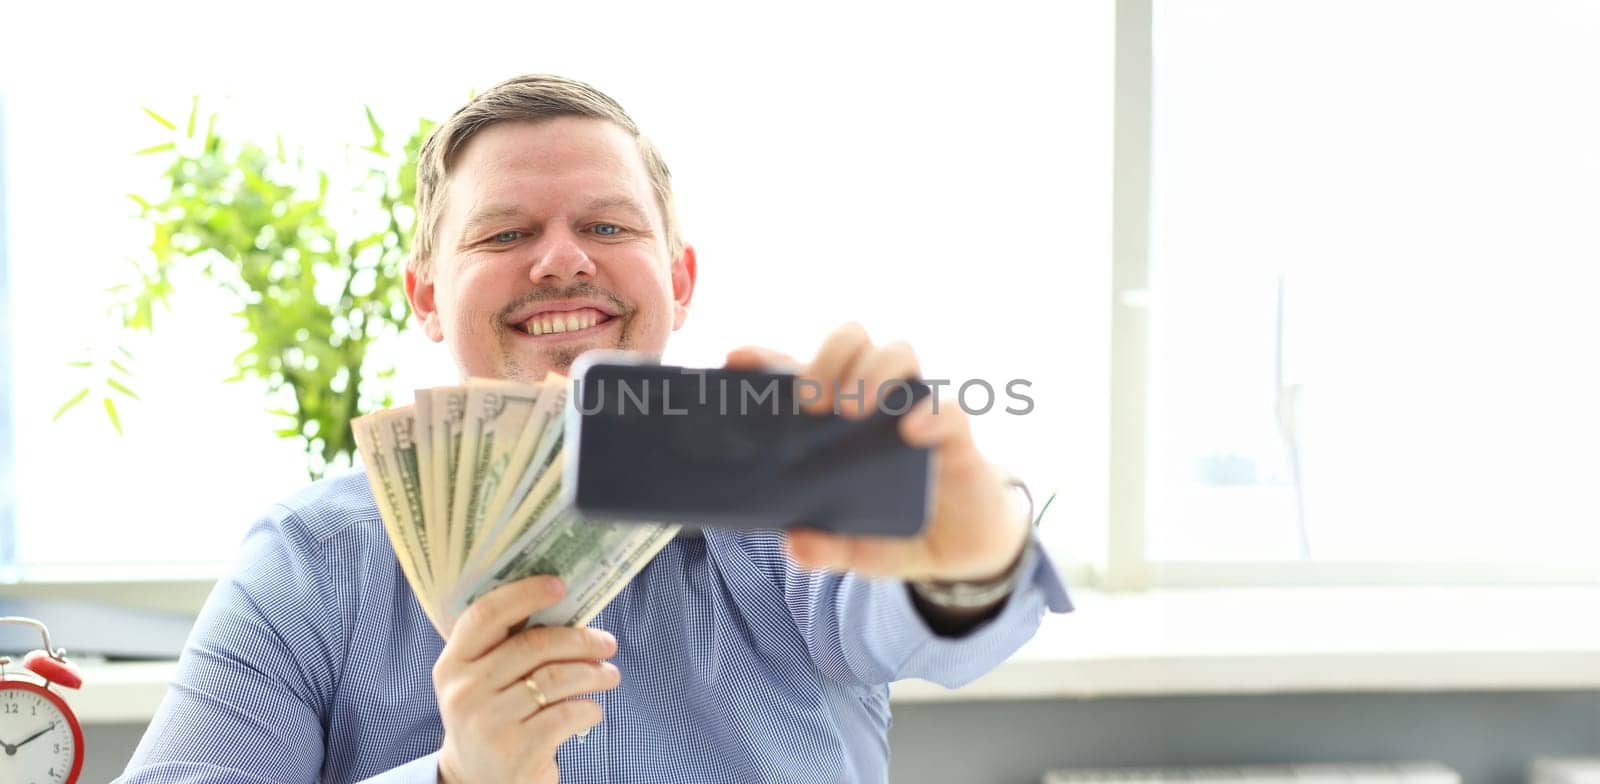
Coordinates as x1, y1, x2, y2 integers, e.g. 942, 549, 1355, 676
0, 617, 85, 784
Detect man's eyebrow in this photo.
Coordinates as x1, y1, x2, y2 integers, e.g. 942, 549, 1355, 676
579, 195, 652, 223
459, 205, 527, 239
459, 196, 653, 240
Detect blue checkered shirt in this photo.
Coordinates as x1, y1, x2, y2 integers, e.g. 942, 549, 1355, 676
118, 470, 1071, 783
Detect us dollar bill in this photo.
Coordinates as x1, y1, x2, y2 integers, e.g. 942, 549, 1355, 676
465, 374, 568, 572
425, 387, 467, 590
452, 508, 679, 629
444, 379, 541, 588
353, 375, 677, 637
352, 407, 441, 630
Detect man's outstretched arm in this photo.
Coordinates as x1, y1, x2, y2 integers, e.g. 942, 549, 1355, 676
721, 327, 1073, 685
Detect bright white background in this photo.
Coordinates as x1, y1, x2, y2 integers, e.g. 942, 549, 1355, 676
1147, 0, 1600, 564
4, 0, 1596, 582
0, 0, 1114, 571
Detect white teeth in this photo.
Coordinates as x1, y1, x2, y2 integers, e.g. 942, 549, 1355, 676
520, 309, 607, 336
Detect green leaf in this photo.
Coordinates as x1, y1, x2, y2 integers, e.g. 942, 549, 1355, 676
363, 105, 385, 154
106, 377, 141, 400
53, 388, 90, 420
275, 133, 286, 164
204, 112, 219, 153
117, 345, 136, 361
109, 358, 133, 376
135, 142, 176, 156
127, 193, 151, 211
142, 106, 176, 131
186, 95, 199, 138
65, 360, 93, 368
103, 397, 123, 435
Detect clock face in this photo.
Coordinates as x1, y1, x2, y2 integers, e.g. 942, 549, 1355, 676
0, 683, 81, 784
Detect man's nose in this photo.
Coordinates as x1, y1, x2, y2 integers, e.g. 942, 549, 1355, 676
527, 228, 597, 283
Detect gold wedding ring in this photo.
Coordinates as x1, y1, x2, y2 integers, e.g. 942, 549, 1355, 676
523, 675, 548, 708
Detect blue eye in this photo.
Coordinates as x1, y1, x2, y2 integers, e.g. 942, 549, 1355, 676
593, 223, 622, 236
492, 230, 522, 243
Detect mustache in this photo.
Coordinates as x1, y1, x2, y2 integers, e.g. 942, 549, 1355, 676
497, 281, 631, 324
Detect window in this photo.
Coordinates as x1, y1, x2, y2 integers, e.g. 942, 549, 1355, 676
0, 2, 1114, 576
1142, 0, 1600, 573
0, 95, 13, 576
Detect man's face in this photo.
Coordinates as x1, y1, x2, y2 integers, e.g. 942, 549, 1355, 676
406, 116, 696, 381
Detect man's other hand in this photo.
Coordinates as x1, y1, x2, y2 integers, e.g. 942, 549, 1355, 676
725, 322, 1030, 585
434, 577, 620, 784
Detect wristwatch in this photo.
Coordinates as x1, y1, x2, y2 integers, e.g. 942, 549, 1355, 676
908, 473, 1037, 610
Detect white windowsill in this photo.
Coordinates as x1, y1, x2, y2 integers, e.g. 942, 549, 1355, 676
55, 586, 1600, 724
890, 585, 1600, 701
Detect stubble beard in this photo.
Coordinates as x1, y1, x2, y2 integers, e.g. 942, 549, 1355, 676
492, 281, 634, 381
497, 315, 631, 381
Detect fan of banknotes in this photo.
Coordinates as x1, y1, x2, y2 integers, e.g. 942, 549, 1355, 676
351, 375, 679, 634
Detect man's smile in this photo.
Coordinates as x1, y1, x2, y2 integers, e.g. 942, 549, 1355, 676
506, 299, 622, 341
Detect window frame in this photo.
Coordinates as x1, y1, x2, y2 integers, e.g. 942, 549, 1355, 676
0, 93, 16, 582
1104, 0, 1600, 590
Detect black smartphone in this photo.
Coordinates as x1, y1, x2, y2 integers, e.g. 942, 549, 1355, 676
564, 351, 933, 537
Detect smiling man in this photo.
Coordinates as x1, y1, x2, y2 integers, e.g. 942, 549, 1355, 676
119, 74, 1071, 784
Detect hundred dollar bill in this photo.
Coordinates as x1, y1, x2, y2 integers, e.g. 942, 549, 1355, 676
464, 374, 568, 573
352, 407, 442, 630
444, 379, 541, 588
425, 386, 467, 589
412, 390, 437, 588
373, 408, 434, 595
457, 453, 568, 591
451, 507, 679, 629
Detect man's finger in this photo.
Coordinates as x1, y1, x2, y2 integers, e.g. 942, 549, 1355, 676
442, 576, 566, 664
724, 345, 801, 372
855, 340, 920, 421
479, 626, 617, 692
802, 323, 873, 416
486, 660, 621, 722
521, 699, 606, 761
898, 394, 975, 450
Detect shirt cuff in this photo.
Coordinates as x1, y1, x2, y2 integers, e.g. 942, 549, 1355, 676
356, 750, 441, 784
862, 529, 1073, 689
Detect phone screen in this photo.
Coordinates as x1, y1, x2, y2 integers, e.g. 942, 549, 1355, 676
565, 355, 932, 537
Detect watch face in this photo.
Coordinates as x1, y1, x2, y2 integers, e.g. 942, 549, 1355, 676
0, 683, 79, 784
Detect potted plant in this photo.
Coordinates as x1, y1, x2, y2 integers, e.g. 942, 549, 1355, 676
57, 99, 434, 479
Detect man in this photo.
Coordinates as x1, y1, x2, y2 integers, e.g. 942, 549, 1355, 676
120, 74, 1071, 783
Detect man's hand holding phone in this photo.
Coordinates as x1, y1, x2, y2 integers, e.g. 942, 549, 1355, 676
725, 322, 1031, 585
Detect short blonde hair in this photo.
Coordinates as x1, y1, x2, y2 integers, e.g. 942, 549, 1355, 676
409, 74, 683, 276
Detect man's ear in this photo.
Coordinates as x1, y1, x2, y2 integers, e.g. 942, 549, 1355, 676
671, 244, 698, 331
404, 258, 445, 343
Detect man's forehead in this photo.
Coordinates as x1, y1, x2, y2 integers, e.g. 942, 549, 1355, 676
442, 119, 655, 228
453, 117, 637, 178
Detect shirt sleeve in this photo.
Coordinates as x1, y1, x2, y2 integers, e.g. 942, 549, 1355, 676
115, 509, 439, 784
732, 528, 1073, 690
